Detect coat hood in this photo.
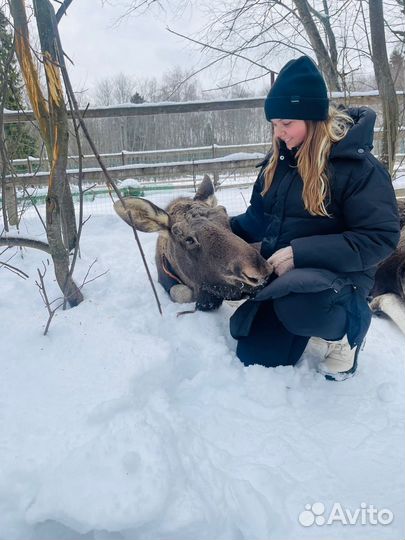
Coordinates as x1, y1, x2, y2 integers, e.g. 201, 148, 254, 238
258, 106, 377, 168
330, 106, 376, 160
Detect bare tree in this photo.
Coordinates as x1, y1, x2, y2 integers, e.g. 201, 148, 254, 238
113, 72, 136, 103
292, 0, 341, 90
94, 73, 137, 106
390, 48, 405, 90
94, 77, 115, 106
8, 0, 83, 306
369, 0, 399, 171
157, 66, 202, 101
120, 0, 402, 170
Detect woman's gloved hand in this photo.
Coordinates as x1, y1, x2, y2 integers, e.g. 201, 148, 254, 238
268, 246, 295, 276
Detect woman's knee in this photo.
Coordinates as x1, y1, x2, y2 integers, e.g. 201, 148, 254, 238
273, 290, 347, 338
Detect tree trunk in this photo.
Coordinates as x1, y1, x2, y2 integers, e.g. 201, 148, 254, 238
34, 0, 78, 252
9, 0, 83, 307
0, 126, 16, 229
4, 182, 18, 226
292, 0, 341, 91
0, 41, 18, 228
369, 0, 398, 172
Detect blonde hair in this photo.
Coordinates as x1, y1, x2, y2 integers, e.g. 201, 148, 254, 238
262, 105, 353, 216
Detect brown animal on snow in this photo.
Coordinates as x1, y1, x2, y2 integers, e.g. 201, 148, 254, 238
369, 198, 405, 334
114, 175, 272, 311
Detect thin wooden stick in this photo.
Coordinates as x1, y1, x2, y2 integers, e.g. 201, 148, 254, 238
51, 14, 162, 315
0, 260, 29, 279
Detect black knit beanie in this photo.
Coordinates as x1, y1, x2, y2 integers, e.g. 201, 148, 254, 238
264, 56, 329, 121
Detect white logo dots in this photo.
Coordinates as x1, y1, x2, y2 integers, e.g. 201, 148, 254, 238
298, 502, 325, 527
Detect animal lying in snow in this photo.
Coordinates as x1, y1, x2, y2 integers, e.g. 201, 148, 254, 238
114, 175, 272, 311
369, 199, 405, 334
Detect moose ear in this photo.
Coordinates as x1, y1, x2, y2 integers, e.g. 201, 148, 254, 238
114, 197, 169, 232
194, 174, 217, 207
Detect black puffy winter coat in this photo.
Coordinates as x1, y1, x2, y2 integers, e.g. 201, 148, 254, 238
231, 107, 400, 291
230, 107, 401, 346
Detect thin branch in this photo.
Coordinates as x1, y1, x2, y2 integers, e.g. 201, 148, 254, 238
62, 79, 85, 309
36, 263, 55, 335
167, 27, 274, 74
36, 258, 109, 335
0, 236, 51, 253
165, 54, 228, 100
203, 72, 270, 94
55, 0, 74, 23
49, 13, 163, 315
0, 259, 29, 278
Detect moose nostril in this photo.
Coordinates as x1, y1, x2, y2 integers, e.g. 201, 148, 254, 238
241, 272, 260, 285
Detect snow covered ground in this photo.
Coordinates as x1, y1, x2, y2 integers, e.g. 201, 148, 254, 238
393, 174, 405, 190
0, 189, 404, 540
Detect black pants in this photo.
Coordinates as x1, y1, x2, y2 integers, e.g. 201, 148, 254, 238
236, 285, 356, 368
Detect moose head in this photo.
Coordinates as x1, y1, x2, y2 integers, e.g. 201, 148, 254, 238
114, 175, 272, 310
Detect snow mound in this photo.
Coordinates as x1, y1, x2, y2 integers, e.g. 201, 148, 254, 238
118, 178, 142, 188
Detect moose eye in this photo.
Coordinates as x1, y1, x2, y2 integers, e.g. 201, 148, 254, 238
185, 236, 196, 245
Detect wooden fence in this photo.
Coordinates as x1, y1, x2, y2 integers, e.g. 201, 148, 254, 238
2, 93, 405, 214
8, 142, 270, 176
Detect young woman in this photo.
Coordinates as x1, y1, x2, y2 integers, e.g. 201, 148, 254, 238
230, 56, 400, 380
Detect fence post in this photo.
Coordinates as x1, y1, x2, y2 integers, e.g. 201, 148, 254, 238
192, 159, 196, 192
121, 151, 126, 166
212, 144, 219, 188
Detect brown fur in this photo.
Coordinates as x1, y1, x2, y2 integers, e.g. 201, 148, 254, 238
370, 199, 405, 334
114, 176, 272, 311
371, 200, 405, 300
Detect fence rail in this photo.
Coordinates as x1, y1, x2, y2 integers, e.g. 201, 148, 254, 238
8, 137, 405, 183
9, 142, 270, 175
5, 155, 263, 186
6, 145, 405, 190
3, 90, 405, 125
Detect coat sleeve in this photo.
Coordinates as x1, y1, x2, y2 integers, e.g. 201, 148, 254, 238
230, 169, 268, 243
291, 161, 401, 273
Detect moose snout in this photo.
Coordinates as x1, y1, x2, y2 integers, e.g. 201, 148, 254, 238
230, 260, 272, 288
240, 270, 266, 287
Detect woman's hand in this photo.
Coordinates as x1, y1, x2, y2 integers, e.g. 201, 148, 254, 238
268, 246, 295, 276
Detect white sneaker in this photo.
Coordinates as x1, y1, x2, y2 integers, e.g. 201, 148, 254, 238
317, 334, 361, 381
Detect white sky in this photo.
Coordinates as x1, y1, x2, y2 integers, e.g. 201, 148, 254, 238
56, 1, 208, 96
